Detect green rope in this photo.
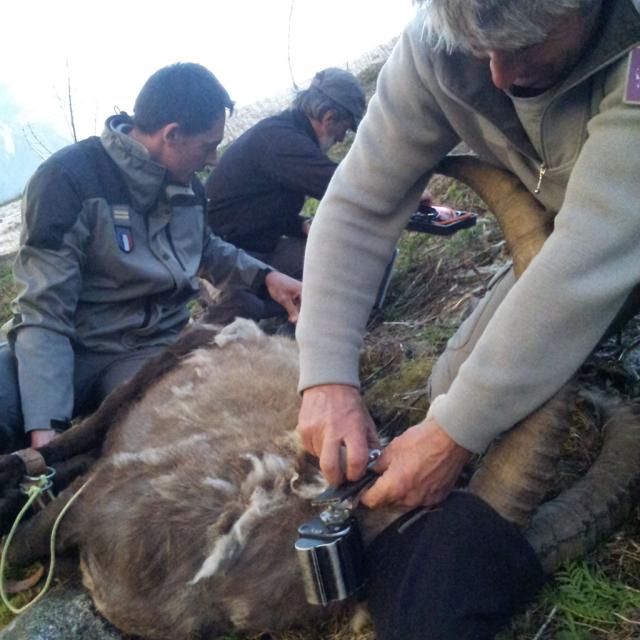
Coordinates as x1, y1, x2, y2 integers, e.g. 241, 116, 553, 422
0, 474, 91, 614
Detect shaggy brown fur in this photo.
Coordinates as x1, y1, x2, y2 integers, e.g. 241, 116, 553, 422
50, 319, 387, 639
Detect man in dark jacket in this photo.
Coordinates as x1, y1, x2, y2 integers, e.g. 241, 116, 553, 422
0, 63, 301, 453
204, 67, 366, 324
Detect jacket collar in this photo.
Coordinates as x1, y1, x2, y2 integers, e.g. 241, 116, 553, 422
287, 108, 322, 147
100, 114, 167, 212
432, 0, 640, 159
559, 0, 640, 90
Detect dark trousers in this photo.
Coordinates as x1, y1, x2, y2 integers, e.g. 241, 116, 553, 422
205, 236, 305, 325
0, 342, 164, 454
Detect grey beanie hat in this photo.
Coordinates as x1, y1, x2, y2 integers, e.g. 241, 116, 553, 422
310, 67, 366, 128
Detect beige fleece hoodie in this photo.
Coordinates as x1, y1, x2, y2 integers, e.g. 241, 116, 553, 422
297, 0, 640, 453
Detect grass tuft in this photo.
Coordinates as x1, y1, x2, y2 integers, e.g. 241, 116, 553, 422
0, 262, 17, 325
544, 560, 640, 636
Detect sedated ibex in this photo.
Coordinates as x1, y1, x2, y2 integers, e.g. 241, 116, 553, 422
1, 157, 640, 639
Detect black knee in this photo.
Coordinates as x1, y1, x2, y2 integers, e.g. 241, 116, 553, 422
0, 344, 25, 453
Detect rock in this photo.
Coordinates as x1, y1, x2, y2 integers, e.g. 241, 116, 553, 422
0, 583, 123, 640
0, 199, 20, 259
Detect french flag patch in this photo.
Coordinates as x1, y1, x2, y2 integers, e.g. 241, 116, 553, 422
116, 226, 134, 253
112, 205, 134, 253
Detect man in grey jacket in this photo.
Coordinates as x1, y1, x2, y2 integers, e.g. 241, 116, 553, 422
296, 1, 640, 635
0, 63, 301, 454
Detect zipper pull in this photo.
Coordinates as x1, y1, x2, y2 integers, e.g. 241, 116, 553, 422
534, 162, 547, 195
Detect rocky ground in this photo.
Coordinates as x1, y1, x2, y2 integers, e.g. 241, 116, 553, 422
0, 200, 20, 260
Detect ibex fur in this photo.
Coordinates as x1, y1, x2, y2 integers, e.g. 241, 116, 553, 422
6, 320, 395, 639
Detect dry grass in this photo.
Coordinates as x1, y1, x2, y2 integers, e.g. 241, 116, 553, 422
0, 260, 17, 324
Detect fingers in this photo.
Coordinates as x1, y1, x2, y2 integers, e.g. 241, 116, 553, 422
366, 424, 382, 451
319, 438, 346, 486
343, 432, 373, 482
361, 462, 428, 509
297, 414, 322, 459
283, 292, 301, 323
361, 420, 471, 509
361, 474, 400, 509
265, 272, 302, 323
297, 384, 377, 486
360, 449, 396, 508
418, 189, 433, 211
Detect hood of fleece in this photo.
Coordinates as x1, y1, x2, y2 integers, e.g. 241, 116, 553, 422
100, 114, 166, 212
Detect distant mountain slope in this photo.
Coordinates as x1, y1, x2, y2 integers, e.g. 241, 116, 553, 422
224, 40, 395, 142
0, 86, 70, 203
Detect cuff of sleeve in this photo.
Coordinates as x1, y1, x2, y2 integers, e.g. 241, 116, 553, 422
427, 394, 494, 454
251, 266, 274, 296
24, 419, 70, 434
299, 216, 311, 236
297, 345, 361, 393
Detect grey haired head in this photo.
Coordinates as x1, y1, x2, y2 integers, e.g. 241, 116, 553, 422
292, 68, 366, 129
416, 0, 602, 53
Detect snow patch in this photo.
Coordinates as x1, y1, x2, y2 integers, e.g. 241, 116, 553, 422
0, 199, 21, 257
0, 122, 15, 156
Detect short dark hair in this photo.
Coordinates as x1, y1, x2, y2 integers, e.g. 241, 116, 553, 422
133, 63, 234, 135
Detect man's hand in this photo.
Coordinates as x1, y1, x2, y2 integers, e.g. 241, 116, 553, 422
265, 271, 302, 323
297, 384, 380, 485
361, 417, 470, 509
30, 429, 57, 449
302, 218, 312, 236
418, 188, 433, 212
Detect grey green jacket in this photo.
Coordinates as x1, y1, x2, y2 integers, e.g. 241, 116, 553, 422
10, 114, 270, 432
297, 0, 640, 453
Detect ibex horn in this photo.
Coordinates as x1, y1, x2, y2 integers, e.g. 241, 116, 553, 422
434, 155, 570, 527
526, 399, 640, 574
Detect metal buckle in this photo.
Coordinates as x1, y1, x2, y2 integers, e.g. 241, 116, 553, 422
19, 467, 57, 511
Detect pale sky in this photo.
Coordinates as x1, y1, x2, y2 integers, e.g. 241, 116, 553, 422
1, 0, 416, 139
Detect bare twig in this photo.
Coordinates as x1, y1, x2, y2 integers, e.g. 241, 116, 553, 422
614, 612, 640, 625
66, 61, 78, 143
287, 0, 299, 91
21, 123, 51, 160
361, 351, 401, 386
532, 605, 557, 640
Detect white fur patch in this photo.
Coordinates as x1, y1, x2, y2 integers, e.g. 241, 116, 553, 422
188, 530, 237, 585
188, 485, 282, 584
188, 452, 292, 584
170, 381, 196, 398
290, 470, 327, 500
214, 318, 264, 348
183, 349, 215, 378
203, 477, 235, 493
240, 452, 291, 492
350, 604, 372, 633
109, 433, 208, 468
227, 598, 253, 627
